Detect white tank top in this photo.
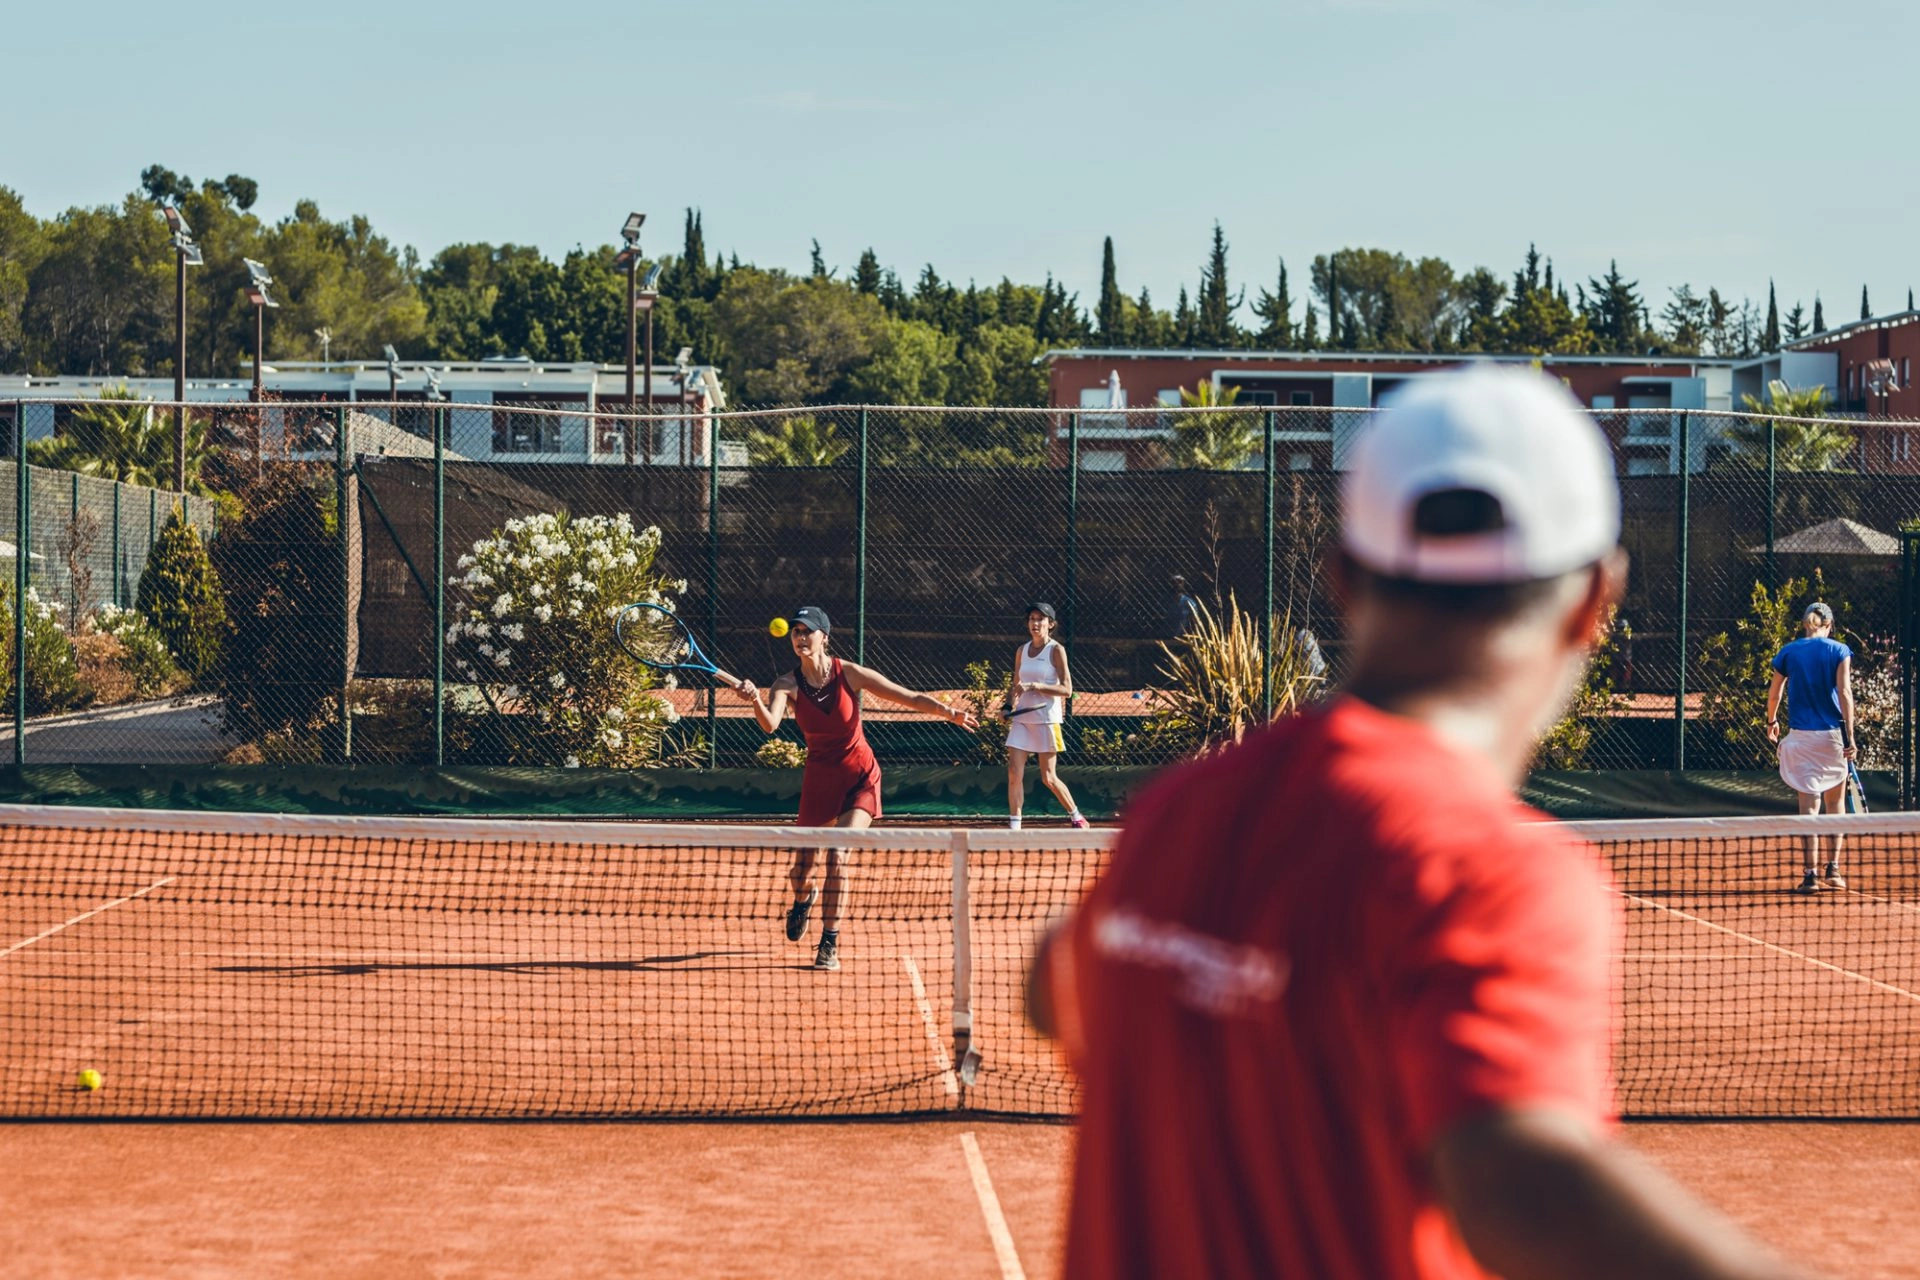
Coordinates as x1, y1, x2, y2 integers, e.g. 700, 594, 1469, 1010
1014, 641, 1064, 725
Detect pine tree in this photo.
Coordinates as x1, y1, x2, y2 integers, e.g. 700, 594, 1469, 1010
1783, 301, 1808, 343
878, 269, 906, 313
810, 239, 829, 278
1096, 236, 1127, 346
1861, 285, 1871, 320
1813, 294, 1826, 333
1763, 281, 1780, 353
1375, 287, 1401, 349
1251, 258, 1293, 349
1173, 287, 1195, 348
1585, 261, 1643, 353
1301, 304, 1321, 350
1195, 223, 1240, 348
1910, 288, 1915, 312
853, 249, 882, 296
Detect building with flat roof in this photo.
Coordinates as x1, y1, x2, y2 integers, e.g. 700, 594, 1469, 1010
1039, 348, 1737, 472
0, 358, 729, 466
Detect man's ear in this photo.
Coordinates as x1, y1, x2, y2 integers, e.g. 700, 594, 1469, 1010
1566, 549, 1629, 648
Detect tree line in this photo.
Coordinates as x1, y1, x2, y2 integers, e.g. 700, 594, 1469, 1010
1, 166, 1898, 408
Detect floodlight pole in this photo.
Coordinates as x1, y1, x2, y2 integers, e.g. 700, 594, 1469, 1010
625, 251, 639, 465
173, 246, 188, 492
642, 300, 656, 463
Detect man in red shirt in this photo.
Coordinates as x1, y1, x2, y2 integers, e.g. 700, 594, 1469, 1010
1033, 368, 1813, 1280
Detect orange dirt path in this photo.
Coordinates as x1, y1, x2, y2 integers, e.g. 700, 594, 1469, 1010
2, 1120, 1917, 1278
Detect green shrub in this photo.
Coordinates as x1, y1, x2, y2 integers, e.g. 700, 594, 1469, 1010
135, 507, 226, 682
95, 604, 186, 699
213, 470, 344, 747
0, 585, 88, 715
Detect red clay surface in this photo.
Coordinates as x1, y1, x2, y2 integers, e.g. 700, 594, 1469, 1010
0, 1120, 1916, 1278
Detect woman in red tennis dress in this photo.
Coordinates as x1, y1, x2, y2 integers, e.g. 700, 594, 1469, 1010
735, 606, 976, 970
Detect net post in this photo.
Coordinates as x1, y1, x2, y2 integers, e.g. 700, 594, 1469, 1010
951, 829, 979, 1094
1262, 408, 1276, 717
856, 408, 868, 666
335, 405, 353, 763
706, 410, 720, 768
1674, 410, 1691, 771
1066, 412, 1079, 647
433, 403, 445, 767
12, 409, 27, 764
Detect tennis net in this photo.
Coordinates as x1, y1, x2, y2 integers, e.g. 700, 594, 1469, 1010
3, 806, 1919, 1119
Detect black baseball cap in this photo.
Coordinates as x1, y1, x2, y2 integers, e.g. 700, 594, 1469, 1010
1024, 602, 1057, 621
792, 606, 831, 634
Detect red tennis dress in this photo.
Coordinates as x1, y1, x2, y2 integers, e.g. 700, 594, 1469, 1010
792, 658, 882, 826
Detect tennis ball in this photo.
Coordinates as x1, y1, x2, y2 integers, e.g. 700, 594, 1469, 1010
77, 1069, 101, 1091
769, 617, 790, 638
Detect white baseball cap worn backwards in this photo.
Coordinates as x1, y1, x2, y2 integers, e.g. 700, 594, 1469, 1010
1341, 366, 1621, 585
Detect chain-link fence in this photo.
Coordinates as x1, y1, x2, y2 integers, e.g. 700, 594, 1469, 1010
6, 395, 1920, 781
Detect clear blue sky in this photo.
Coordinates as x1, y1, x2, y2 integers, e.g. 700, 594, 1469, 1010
6, 0, 1915, 328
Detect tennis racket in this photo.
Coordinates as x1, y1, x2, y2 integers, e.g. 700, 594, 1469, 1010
1003, 692, 1075, 718
615, 602, 742, 689
1846, 761, 1869, 814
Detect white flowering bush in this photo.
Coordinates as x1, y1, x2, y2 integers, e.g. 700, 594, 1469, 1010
0, 585, 86, 714
445, 511, 687, 767
94, 604, 186, 699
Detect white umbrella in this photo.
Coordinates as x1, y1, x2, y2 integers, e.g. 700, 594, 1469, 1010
1105, 369, 1125, 409
0, 539, 44, 562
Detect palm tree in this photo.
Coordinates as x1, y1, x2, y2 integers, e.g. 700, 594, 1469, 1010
27, 385, 212, 491
1167, 381, 1260, 470
746, 415, 851, 467
1724, 384, 1853, 472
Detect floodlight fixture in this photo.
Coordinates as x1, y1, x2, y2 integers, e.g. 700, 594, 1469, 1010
424, 366, 445, 402
621, 212, 646, 245
245, 258, 273, 288
674, 346, 693, 368
384, 343, 401, 364
641, 262, 664, 291
162, 205, 192, 238
1866, 358, 1899, 396
181, 241, 204, 268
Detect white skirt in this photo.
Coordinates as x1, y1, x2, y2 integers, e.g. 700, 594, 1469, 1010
1778, 728, 1847, 795
1007, 718, 1066, 755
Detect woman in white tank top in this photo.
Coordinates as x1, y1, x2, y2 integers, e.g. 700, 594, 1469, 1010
1004, 602, 1087, 829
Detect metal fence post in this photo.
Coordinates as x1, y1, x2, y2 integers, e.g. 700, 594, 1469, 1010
1675, 411, 1691, 771
336, 406, 352, 762
707, 413, 720, 768
69, 472, 78, 622
1904, 536, 1914, 809
1766, 414, 1777, 592
433, 405, 445, 767
1066, 412, 1080, 647
13, 414, 27, 763
855, 408, 869, 666
110, 482, 121, 608
1263, 409, 1276, 715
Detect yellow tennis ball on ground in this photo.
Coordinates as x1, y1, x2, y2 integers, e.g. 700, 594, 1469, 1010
77, 1069, 102, 1091
769, 617, 790, 638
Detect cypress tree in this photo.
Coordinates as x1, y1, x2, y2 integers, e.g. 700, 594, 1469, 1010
1096, 237, 1126, 345
1763, 281, 1780, 352
1862, 285, 1871, 320
1813, 295, 1826, 333
1195, 223, 1238, 348
136, 507, 226, 683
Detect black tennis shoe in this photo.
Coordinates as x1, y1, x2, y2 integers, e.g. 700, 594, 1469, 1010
785, 888, 817, 942
1794, 870, 1821, 895
814, 934, 840, 971
1824, 862, 1847, 890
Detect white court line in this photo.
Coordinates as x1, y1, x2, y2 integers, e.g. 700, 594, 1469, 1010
902, 954, 960, 1097
1622, 890, 1920, 1006
0, 877, 176, 959
960, 1132, 1027, 1280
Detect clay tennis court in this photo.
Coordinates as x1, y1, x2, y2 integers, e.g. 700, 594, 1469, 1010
5, 809, 1920, 1276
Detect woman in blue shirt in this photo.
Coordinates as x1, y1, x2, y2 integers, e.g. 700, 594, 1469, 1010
1766, 602, 1856, 894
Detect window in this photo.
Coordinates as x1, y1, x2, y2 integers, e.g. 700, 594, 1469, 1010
1289, 390, 1314, 407
1080, 450, 1126, 471
1079, 387, 1122, 409
1904, 357, 1912, 388
1233, 388, 1279, 406
1895, 433, 1912, 464
1157, 389, 1182, 406
1288, 451, 1314, 471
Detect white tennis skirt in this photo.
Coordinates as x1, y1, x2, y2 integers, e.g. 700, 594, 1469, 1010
1778, 728, 1848, 795
1007, 718, 1066, 755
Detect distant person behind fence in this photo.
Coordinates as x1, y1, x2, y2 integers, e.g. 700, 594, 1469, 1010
1767, 602, 1855, 894
1166, 574, 1202, 640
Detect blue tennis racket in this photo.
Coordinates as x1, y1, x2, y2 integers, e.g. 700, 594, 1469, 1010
1846, 761, 1869, 814
615, 602, 742, 690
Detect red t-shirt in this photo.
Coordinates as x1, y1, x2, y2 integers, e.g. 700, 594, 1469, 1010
1052, 697, 1617, 1280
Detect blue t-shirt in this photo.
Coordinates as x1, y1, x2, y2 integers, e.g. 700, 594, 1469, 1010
1771, 636, 1851, 731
